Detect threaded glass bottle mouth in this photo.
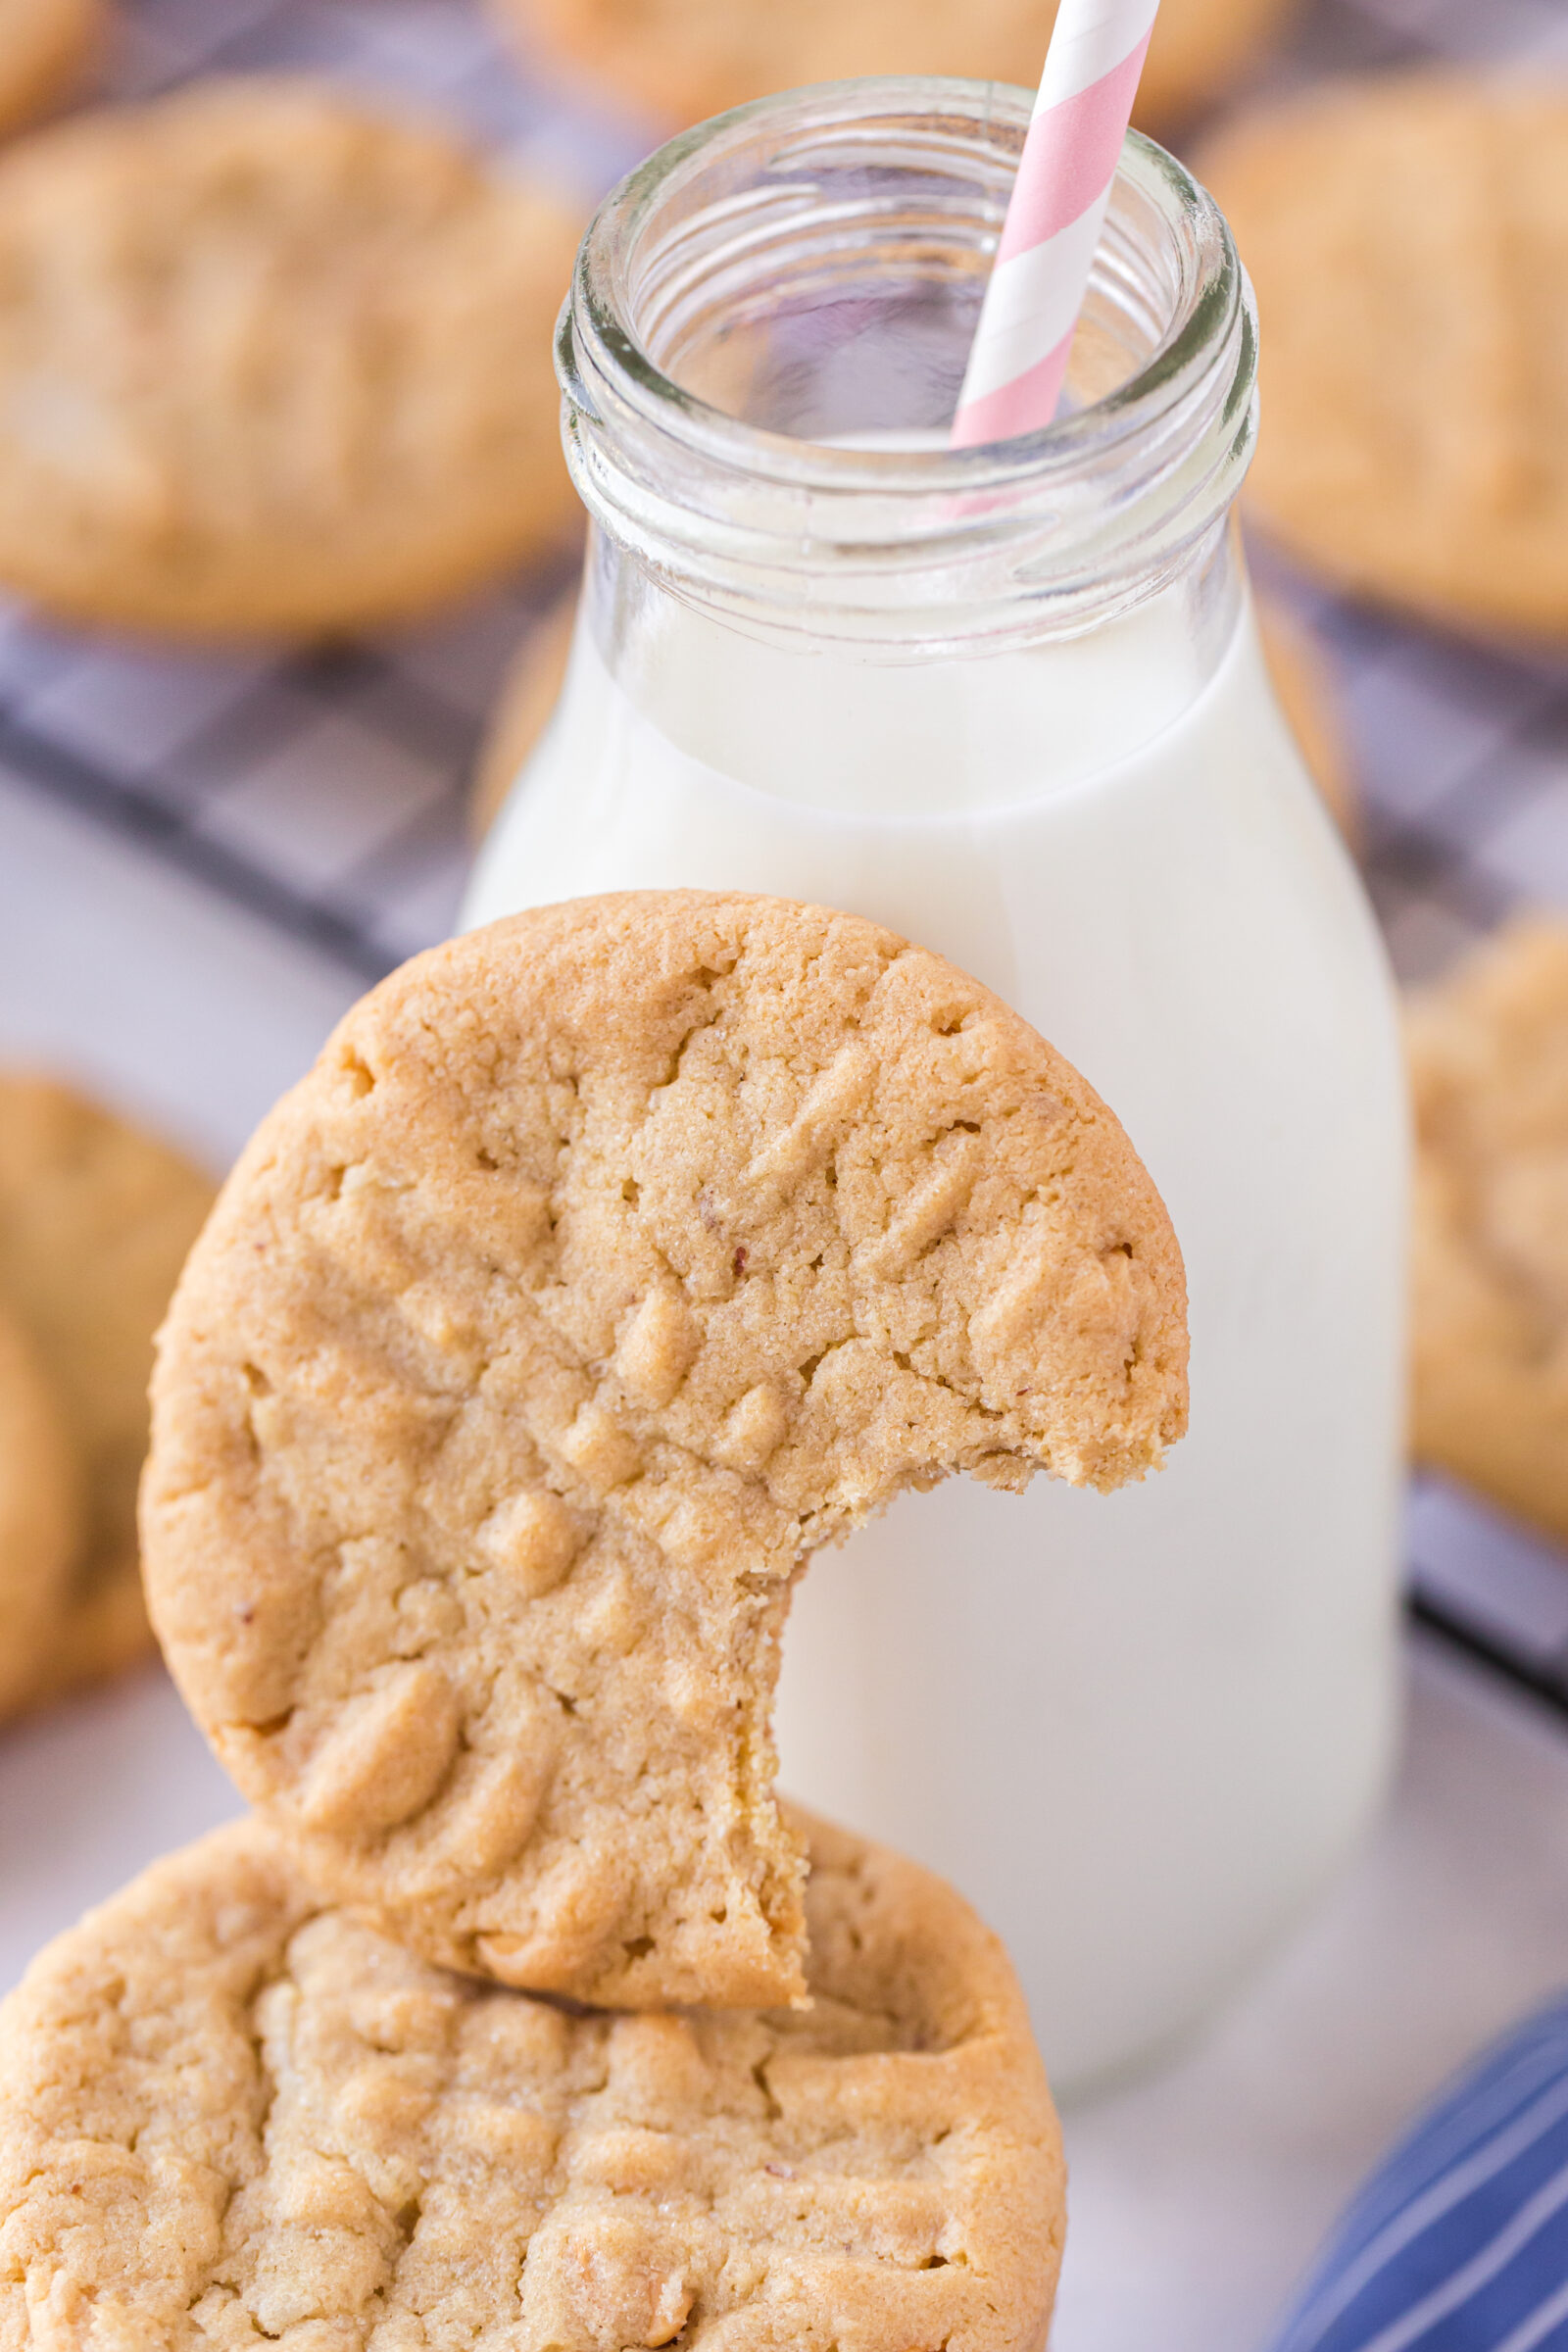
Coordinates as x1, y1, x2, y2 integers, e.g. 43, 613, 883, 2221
559, 76, 1255, 645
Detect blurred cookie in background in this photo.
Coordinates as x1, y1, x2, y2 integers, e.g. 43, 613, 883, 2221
492, 0, 1298, 143
1407, 919, 1568, 1545
0, 0, 103, 139
1256, 598, 1358, 842
470, 587, 576, 840
0, 1298, 79, 1723
1206, 78, 1568, 642
0, 77, 582, 638
0, 1074, 214, 1712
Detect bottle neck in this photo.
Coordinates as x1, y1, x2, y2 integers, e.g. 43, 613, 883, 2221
577, 511, 1247, 816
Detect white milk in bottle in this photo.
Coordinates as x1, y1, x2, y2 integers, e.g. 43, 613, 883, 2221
466, 85, 1407, 2094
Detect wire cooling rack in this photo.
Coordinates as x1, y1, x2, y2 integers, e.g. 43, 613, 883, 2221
5, 0, 1568, 1707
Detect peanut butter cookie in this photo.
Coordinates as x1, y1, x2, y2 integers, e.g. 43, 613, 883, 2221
0, 77, 580, 637
1206, 78, 1568, 641
0, 1298, 78, 1722
1409, 918, 1568, 1544
0, 1806, 1062, 2352
0, 0, 102, 140
495, 0, 1294, 139
0, 1073, 214, 1710
145, 892, 1188, 2010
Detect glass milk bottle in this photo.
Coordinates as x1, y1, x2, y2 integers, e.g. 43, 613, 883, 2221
466, 79, 1406, 2093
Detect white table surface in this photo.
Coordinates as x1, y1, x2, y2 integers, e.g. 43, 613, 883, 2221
6, 759, 1568, 2352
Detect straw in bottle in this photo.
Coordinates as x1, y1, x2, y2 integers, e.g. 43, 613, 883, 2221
950, 0, 1162, 447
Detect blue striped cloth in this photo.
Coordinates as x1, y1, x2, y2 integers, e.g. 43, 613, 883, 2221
1269, 1996, 1568, 2351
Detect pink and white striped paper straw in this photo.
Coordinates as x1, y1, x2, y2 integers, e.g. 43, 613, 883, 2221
950, 0, 1162, 447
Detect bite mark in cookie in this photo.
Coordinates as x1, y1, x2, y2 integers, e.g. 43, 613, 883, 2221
144, 891, 1187, 2007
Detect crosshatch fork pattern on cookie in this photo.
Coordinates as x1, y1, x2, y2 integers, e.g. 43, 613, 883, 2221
3, 0, 1568, 1703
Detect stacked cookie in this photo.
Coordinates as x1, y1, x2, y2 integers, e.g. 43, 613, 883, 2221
0, 1072, 214, 1721
0, 1806, 1064, 2352
0, 891, 1191, 2344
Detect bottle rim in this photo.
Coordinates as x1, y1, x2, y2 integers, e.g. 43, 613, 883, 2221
558, 75, 1256, 640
